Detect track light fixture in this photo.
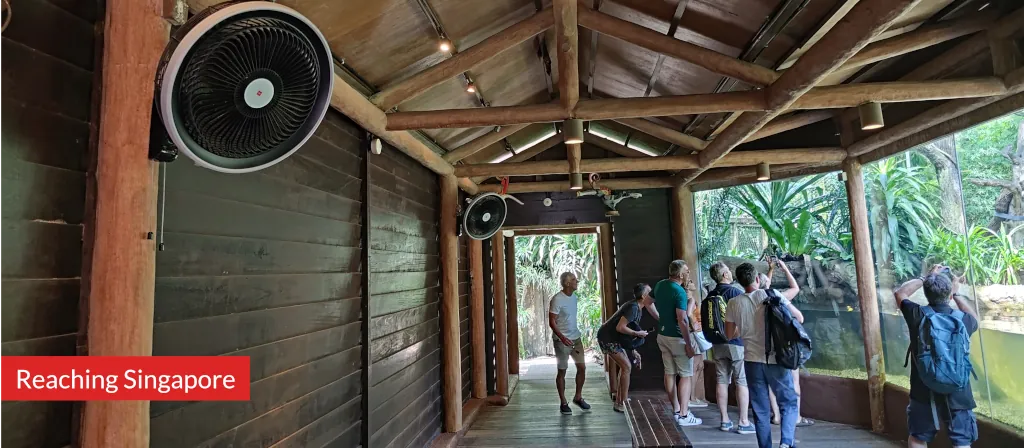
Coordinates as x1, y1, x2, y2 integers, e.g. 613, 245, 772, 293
438, 38, 452, 52
858, 102, 884, 130
563, 119, 584, 144
466, 82, 476, 93
756, 162, 770, 181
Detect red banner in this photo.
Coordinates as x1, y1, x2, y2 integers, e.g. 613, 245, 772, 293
2, 356, 250, 401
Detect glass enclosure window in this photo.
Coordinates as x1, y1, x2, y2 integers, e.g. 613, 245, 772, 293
863, 111, 1024, 432
695, 174, 867, 378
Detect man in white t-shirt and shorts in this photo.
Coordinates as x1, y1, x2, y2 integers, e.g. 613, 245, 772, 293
549, 271, 591, 415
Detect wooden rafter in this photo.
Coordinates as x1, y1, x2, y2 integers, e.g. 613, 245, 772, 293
743, 110, 834, 142
369, 8, 554, 110
614, 118, 706, 152
455, 147, 845, 178
586, 133, 652, 158
576, 5, 779, 87
443, 124, 529, 163
677, 0, 923, 187
470, 132, 563, 183
554, 0, 579, 112
790, 77, 1008, 109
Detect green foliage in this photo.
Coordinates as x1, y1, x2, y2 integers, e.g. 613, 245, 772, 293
695, 188, 736, 272
956, 113, 1023, 228
926, 225, 1024, 285
866, 158, 939, 279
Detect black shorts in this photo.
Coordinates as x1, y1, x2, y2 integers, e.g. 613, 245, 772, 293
907, 399, 978, 446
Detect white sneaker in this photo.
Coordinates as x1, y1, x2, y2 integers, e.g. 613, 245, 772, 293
676, 412, 703, 426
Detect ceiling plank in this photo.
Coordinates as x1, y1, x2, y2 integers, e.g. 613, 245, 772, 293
678, 0, 923, 187
553, 0, 579, 112
455, 147, 845, 178
614, 118, 707, 151
369, 8, 554, 110
443, 124, 529, 163
576, 6, 779, 87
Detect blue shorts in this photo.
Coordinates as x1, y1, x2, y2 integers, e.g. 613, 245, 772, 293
907, 399, 978, 446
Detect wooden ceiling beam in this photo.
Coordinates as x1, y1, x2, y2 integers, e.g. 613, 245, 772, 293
576, 5, 779, 87
572, 91, 765, 121
478, 177, 677, 193
585, 133, 651, 158
744, 110, 834, 142
834, 10, 997, 73
614, 118, 707, 152
470, 132, 563, 183
691, 163, 842, 192
331, 76, 478, 195
455, 147, 845, 178
791, 77, 1008, 109
677, 0, 923, 187
847, 66, 1024, 158
369, 8, 554, 110
387, 103, 569, 130
443, 124, 529, 163
553, 0, 579, 112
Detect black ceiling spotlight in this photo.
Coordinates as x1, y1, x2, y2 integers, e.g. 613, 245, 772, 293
151, 1, 334, 172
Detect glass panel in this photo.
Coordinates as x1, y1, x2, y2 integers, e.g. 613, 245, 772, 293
695, 174, 866, 378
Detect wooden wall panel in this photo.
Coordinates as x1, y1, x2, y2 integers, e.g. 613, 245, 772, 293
459, 233, 473, 403
368, 144, 444, 448
0, 1, 98, 446
150, 113, 366, 447
612, 189, 674, 390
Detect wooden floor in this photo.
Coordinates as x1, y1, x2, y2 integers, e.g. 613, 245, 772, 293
458, 357, 632, 447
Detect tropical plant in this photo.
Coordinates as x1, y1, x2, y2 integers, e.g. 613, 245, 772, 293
927, 225, 1024, 285
866, 158, 940, 279
696, 188, 737, 271
731, 175, 844, 256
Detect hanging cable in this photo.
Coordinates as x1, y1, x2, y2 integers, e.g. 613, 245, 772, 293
158, 162, 167, 251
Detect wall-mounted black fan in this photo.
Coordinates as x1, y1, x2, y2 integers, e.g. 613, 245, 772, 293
462, 192, 522, 240
153, 1, 333, 173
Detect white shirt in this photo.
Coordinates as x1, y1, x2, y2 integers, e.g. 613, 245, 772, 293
725, 289, 791, 364
549, 291, 582, 340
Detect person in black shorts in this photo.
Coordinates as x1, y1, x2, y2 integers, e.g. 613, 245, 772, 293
597, 283, 658, 412
894, 265, 980, 448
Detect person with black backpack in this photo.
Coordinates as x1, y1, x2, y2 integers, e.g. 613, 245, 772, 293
894, 265, 979, 448
704, 262, 754, 434
725, 262, 804, 448
597, 283, 659, 413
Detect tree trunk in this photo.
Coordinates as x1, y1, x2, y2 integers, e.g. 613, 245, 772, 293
919, 134, 966, 234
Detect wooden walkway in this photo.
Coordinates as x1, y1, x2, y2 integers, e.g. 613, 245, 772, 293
459, 357, 632, 447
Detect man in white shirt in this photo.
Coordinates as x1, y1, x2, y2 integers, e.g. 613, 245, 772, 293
549, 271, 590, 415
725, 262, 802, 448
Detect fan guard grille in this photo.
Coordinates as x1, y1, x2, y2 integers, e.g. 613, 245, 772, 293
464, 194, 508, 240
179, 16, 320, 159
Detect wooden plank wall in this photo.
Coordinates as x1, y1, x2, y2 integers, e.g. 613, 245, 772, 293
1, 0, 99, 446
459, 233, 473, 403
367, 145, 444, 448
149, 112, 365, 448
612, 189, 674, 390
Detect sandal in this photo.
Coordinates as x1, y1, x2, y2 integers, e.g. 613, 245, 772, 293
797, 417, 815, 427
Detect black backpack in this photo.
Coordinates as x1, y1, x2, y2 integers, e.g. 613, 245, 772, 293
763, 289, 813, 370
701, 289, 729, 344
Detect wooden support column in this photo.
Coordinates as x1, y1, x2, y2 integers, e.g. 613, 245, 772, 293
469, 239, 487, 399
843, 159, 886, 434
492, 234, 510, 398
440, 175, 463, 432
82, 1, 167, 447
505, 236, 520, 375
567, 143, 582, 185
553, 0, 579, 112
671, 185, 699, 280
597, 225, 618, 385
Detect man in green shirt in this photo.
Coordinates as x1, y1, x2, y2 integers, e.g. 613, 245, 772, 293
654, 260, 702, 426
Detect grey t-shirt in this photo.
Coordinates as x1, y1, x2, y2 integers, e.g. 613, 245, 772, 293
725, 289, 791, 364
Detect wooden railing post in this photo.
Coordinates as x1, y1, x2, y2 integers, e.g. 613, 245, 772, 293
469, 239, 487, 399
492, 234, 509, 397
843, 158, 886, 433
440, 175, 463, 432
81, 1, 167, 446
505, 236, 520, 375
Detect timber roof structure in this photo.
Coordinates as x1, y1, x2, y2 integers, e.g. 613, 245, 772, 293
191, 0, 1024, 193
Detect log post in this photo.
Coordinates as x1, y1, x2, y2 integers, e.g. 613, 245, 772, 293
597, 225, 618, 387
82, 1, 167, 446
492, 234, 509, 398
843, 158, 886, 434
671, 185, 700, 282
440, 176, 463, 432
567, 143, 582, 186
505, 236, 520, 375
553, 0, 579, 112
469, 239, 487, 399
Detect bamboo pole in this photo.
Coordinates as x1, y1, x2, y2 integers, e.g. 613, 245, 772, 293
614, 118, 708, 151
843, 159, 886, 433
455, 148, 846, 178
370, 10, 554, 110
469, 239, 487, 399
679, 0, 922, 187
505, 236, 520, 375
439, 175, 463, 432
492, 234, 509, 398
577, 6, 778, 86
82, 1, 166, 446
444, 124, 529, 163
553, 0, 579, 112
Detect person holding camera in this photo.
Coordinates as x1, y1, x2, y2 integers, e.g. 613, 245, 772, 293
597, 283, 659, 412
894, 265, 980, 448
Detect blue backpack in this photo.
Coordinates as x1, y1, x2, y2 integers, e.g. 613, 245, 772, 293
905, 306, 974, 394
